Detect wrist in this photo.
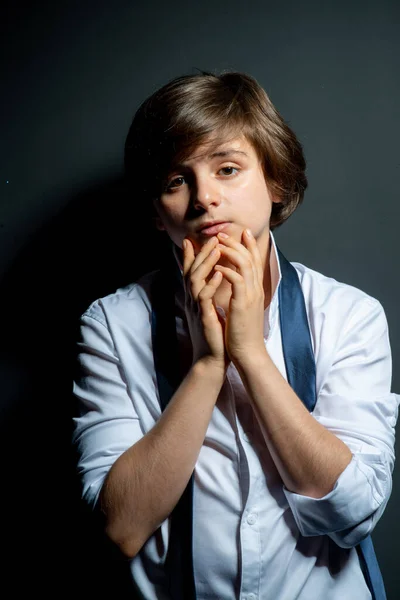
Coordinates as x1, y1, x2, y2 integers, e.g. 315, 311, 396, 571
192, 356, 229, 380
232, 346, 271, 374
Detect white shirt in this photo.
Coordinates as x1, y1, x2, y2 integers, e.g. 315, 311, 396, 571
73, 231, 399, 600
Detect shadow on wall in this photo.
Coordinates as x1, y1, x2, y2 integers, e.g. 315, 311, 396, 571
0, 177, 166, 596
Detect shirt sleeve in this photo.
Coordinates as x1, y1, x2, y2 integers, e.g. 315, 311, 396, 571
283, 297, 399, 548
72, 305, 144, 510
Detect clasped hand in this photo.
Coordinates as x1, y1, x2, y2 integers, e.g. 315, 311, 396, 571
183, 229, 267, 369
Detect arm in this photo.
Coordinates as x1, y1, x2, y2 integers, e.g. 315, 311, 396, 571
74, 237, 228, 559
216, 229, 351, 497
236, 351, 352, 498
280, 297, 399, 547
215, 229, 399, 546
100, 357, 225, 558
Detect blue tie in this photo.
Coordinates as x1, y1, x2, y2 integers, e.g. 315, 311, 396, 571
151, 245, 386, 600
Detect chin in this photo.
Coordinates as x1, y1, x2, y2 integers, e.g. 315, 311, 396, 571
186, 238, 202, 254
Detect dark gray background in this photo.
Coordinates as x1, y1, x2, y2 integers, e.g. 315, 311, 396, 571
1, 0, 398, 596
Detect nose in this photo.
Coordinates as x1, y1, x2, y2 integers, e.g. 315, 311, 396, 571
192, 174, 222, 211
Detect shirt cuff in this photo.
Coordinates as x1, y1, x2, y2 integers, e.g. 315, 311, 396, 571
283, 453, 390, 548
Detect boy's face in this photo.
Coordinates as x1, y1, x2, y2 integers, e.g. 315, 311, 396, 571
153, 135, 280, 255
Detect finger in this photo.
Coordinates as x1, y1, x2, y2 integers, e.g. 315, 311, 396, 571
241, 229, 264, 287
197, 270, 224, 320
182, 238, 196, 277
217, 232, 249, 256
191, 236, 219, 273
214, 265, 246, 303
216, 242, 254, 291
198, 269, 223, 302
190, 247, 222, 300
192, 246, 221, 285
236, 231, 259, 290
183, 236, 218, 278
188, 238, 221, 298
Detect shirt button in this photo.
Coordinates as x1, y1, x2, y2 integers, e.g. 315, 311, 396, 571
242, 432, 250, 442
247, 594, 257, 600
247, 513, 257, 526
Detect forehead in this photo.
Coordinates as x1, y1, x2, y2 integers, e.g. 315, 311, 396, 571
178, 135, 256, 167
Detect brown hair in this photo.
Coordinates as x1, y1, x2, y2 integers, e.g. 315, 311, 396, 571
124, 70, 307, 230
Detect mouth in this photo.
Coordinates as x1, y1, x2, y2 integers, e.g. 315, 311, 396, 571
197, 221, 231, 236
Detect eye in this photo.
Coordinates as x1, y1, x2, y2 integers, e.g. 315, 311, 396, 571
165, 176, 186, 191
219, 166, 239, 176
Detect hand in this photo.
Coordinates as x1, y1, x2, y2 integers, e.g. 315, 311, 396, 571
182, 236, 229, 370
214, 229, 266, 366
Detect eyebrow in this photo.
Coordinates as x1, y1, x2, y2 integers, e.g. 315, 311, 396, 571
173, 149, 249, 170
208, 149, 249, 159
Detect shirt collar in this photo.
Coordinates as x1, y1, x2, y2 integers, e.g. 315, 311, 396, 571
267, 230, 282, 336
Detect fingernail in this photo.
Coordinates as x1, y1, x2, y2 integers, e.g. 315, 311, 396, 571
245, 228, 253, 237
216, 306, 226, 318
218, 232, 229, 238
182, 239, 187, 249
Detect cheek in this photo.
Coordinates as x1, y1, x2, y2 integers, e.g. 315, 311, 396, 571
158, 197, 186, 224
155, 204, 189, 247
154, 210, 178, 233
229, 169, 270, 202
229, 179, 272, 216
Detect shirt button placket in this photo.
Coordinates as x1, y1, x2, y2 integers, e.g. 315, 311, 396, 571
240, 509, 260, 600
247, 513, 257, 526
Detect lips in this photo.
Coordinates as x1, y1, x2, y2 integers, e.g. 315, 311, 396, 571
197, 221, 231, 236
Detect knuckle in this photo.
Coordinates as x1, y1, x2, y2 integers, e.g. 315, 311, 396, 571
189, 277, 197, 293
198, 287, 210, 302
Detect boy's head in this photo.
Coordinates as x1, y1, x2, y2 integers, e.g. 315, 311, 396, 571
124, 70, 307, 231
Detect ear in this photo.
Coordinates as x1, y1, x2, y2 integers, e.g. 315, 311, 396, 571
268, 186, 282, 205
264, 177, 282, 205
272, 194, 282, 205
151, 198, 166, 231
153, 215, 166, 231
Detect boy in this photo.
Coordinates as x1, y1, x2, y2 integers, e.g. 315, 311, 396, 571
72, 70, 398, 599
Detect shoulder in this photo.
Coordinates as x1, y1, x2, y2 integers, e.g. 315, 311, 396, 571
290, 260, 385, 328
81, 270, 159, 328
288, 262, 391, 395
291, 260, 381, 307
